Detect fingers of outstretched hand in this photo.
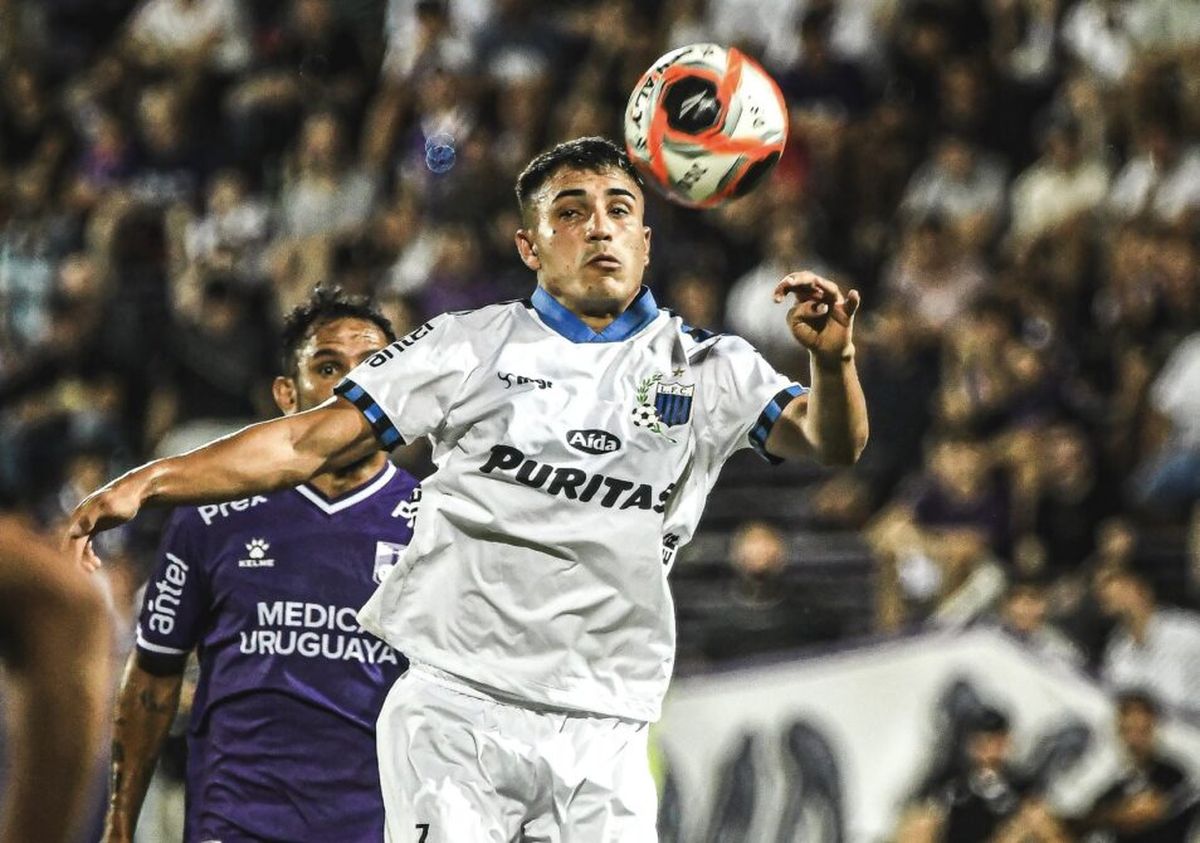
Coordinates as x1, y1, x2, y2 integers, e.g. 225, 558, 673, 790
773, 271, 841, 304
844, 289, 861, 319
63, 532, 102, 573
81, 539, 103, 572
64, 502, 103, 572
788, 299, 830, 322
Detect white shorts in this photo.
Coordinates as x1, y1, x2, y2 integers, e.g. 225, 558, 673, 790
376, 664, 658, 843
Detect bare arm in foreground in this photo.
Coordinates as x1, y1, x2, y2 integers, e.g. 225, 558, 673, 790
0, 513, 113, 843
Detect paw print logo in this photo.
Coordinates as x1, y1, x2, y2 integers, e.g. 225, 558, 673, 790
631, 404, 658, 427
246, 538, 270, 559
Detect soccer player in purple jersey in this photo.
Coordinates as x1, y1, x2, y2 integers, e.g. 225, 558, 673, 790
102, 288, 420, 843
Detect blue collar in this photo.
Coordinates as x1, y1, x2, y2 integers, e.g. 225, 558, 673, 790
530, 286, 660, 343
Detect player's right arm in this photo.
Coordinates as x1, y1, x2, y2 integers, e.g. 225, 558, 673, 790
67, 396, 376, 570
105, 508, 210, 841
102, 656, 184, 843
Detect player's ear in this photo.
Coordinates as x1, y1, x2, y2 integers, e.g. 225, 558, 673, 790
515, 229, 541, 270
273, 376, 298, 415
643, 225, 652, 266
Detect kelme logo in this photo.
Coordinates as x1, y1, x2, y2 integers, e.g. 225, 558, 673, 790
566, 429, 622, 455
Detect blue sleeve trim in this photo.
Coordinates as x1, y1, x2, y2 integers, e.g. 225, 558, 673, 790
335, 378, 405, 450
749, 384, 806, 464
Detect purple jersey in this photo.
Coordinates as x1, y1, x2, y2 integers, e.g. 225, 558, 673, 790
135, 462, 419, 843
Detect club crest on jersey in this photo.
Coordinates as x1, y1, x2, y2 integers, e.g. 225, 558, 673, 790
655, 381, 694, 427
632, 371, 693, 439
373, 541, 407, 584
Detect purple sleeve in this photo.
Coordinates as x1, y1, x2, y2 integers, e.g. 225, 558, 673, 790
135, 510, 209, 674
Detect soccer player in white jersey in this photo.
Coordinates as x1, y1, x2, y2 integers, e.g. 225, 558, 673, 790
67, 136, 868, 842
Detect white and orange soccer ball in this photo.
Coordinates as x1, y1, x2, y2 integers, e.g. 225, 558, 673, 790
624, 43, 788, 209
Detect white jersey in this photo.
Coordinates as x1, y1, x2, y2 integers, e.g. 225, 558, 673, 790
338, 287, 803, 722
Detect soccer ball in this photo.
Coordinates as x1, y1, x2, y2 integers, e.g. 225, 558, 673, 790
624, 43, 788, 208
631, 404, 658, 427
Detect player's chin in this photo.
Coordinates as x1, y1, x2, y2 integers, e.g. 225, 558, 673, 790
574, 279, 635, 317
581, 268, 636, 295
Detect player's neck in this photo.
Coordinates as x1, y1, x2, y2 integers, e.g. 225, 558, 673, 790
539, 284, 642, 333
308, 452, 390, 499
577, 311, 616, 331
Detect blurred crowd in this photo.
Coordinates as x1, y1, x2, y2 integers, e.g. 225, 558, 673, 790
2, 0, 1200, 826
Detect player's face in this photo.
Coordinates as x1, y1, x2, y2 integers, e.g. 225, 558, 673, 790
516, 166, 651, 321
275, 317, 390, 414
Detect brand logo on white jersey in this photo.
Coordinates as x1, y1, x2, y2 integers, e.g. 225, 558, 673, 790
498, 371, 553, 390
661, 533, 682, 569
566, 429, 622, 454
367, 322, 434, 367
238, 538, 275, 568
373, 541, 408, 584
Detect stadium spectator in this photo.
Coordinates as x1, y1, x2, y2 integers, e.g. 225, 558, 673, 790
807, 301, 940, 528
1080, 690, 1200, 841
900, 133, 1007, 250
662, 268, 726, 336
1107, 114, 1200, 226
1094, 565, 1200, 724
894, 707, 1069, 843
868, 432, 1012, 631
1060, 0, 1140, 87
278, 110, 377, 239
725, 213, 837, 371
1008, 117, 1110, 247
1133, 330, 1200, 515
123, 0, 250, 76
129, 83, 206, 207
181, 168, 271, 277
991, 572, 1085, 670
778, 6, 871, 119
225, 0, 371, 168
695, 520, 843, 662
149, 273, 274, 455
985, 0, 1059, 89
882, 214, 989, 339
1012, 422, 1118, 578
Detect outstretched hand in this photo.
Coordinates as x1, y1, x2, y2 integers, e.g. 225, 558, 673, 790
773, 271, 860, 366
63, 476, 146, 573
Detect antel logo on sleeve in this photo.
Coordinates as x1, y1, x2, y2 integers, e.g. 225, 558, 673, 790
566, 429, 622, 455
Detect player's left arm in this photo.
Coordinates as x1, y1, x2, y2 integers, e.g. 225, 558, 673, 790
765, 271, 868, 465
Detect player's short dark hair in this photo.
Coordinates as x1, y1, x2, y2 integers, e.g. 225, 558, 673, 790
515, 136, 645, 219
279, 285, 396, 375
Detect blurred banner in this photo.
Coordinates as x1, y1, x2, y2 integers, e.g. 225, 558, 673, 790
655, 629, 1200, 842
